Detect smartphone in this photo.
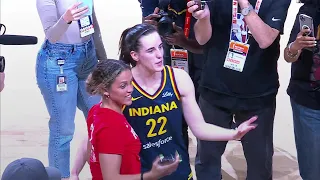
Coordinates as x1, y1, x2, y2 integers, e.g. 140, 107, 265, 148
299, 14, 314, 37
78, 0, 93, 16
159, 154, 175, 165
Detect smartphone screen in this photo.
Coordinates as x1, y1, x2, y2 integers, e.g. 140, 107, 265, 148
78, 0, 93, 16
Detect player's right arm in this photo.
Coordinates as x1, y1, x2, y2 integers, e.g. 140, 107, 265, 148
173, 68, 258, 141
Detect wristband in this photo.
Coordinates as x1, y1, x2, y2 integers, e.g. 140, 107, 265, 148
287, 42, 300, 58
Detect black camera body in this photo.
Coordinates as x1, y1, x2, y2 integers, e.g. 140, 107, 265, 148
154, 0, 206, 36
155, 10, 176, 36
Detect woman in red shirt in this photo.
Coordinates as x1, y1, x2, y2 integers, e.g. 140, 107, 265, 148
76, 59, 179, 180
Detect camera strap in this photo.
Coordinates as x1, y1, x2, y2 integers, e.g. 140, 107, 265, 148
222, 0, 262, 73
231, 0, 263, 43
184, 0, 192, 38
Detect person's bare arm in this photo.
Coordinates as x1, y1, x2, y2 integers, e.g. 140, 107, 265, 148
239, 0, 291, 49
283, 12, 316, 63
99, 154, 155, 180
99, 152, 180, 180
187, 1, 212, 45
71, 136, 90, 178
180, 39, 203, 54
173, 68, 257, 141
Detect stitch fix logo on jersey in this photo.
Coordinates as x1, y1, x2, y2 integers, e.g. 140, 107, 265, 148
128, 101, 178, 117
142, 136, 173, 150
162, 91, 173, 98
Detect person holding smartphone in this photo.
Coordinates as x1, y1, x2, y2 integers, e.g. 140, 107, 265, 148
187, 0, 291, 179
36, 0, 107, 179
71, 23, 258, 180
284, 1, 320, 179
70, 59, 180, 180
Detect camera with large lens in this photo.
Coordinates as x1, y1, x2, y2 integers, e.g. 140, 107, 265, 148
156, 10, 176, 36
154, 0, 177, 36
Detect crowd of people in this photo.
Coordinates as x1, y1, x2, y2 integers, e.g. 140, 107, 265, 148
1, 0, 320, 180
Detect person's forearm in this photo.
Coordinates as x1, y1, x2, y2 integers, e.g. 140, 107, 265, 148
240, 2, 279, 49
107, 172, 155, 180
191, 122, 236, 141
181, 39, 204, 54
194, 17, 212, 45
284, 46, 301, 63
71, 138, 89, 176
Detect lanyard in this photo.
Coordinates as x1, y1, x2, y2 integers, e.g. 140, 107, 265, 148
232, 0, 263, 25
184, 0, 192, 38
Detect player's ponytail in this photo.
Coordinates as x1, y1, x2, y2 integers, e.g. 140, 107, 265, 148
118, 23, 157, 67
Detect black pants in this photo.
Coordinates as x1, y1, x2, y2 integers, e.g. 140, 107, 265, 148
195, 96, 276, 180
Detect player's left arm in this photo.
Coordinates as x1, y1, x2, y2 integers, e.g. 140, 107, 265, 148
239, 0, 291, 49
173, 68, 257, 141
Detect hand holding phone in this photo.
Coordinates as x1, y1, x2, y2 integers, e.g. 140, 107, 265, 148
77, 0, 93, 16
159, 154, 176, 165
299, 14, 314, 37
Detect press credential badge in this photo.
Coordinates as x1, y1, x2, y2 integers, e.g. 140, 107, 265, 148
78, 15, 94, 37
170, 49, 189, 73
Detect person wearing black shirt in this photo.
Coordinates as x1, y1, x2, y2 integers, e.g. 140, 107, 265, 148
187, 0, 291, 179
284, 1, 320, 179
139, 0, 205, 149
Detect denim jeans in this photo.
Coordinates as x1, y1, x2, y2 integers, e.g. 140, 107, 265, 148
291, 98, 320, 180
35, 39, 101, 178
195, 96, 275, 180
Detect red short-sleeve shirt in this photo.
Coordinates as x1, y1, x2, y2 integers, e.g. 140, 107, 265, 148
87, 104, 141, 180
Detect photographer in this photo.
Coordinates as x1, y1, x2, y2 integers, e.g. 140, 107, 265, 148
284, 0, 320, 179
139, 0, 205, 149
187, 0, 291, 179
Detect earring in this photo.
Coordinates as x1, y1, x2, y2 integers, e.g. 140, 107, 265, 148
106, 95, 110, 98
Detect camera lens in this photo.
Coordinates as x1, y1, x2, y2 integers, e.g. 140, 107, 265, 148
158, 16, 174, 36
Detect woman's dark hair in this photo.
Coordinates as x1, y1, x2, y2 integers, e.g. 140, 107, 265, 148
118, 23, 158, 66
299, 0, 320, 8
86, 59, 131, 95
298, 0, 320, 18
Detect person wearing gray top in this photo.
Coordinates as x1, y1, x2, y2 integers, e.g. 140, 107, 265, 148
35, 0, 107, 179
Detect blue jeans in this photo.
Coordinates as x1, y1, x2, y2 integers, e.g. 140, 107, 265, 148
291, 98, 320, 180
36, 39, 101, 178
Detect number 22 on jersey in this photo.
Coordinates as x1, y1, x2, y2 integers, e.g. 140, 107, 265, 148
146, 116, 168, 138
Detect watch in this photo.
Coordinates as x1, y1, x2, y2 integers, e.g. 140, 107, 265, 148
241, 4, 254, 16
